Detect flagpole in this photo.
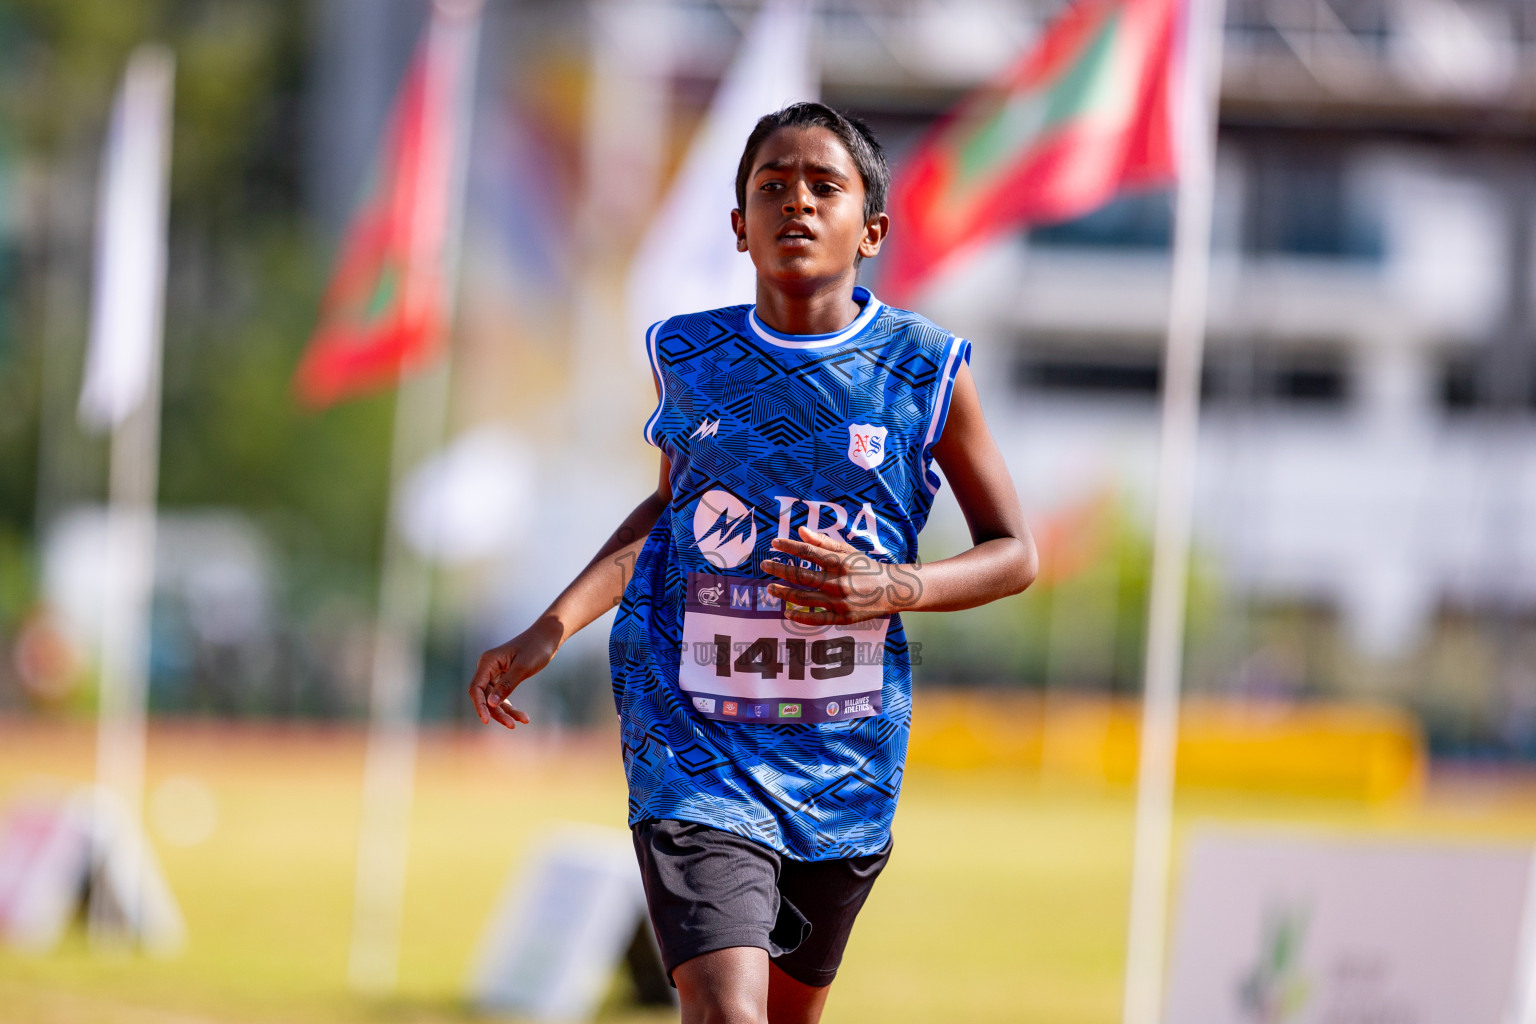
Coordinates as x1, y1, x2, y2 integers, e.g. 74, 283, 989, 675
85, 45, 175, 950
1120, 0, 1225, 1019
347, 0, 481, 993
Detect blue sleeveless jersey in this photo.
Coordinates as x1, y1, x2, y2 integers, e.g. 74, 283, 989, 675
608, 287, 971, 860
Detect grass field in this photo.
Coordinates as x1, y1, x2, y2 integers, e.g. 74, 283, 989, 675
2, 715, 1535, 1024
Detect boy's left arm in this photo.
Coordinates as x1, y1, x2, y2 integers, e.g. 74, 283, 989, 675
764, 361, 1038, 622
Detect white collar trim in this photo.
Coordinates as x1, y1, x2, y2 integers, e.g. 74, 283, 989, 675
747, 286, 883, 349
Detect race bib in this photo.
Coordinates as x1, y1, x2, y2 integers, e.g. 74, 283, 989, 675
678, 571, 887, 724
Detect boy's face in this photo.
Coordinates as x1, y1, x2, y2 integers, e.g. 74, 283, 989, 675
731, 126, 888, 292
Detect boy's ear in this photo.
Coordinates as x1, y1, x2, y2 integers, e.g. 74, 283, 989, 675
859, 212, 891, 260
730, 208, 749, 252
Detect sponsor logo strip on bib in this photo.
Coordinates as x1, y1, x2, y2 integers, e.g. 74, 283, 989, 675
688, 691, 880, 724
679, 571, 888, 724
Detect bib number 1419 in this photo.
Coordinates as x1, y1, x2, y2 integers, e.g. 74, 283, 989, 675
715, 635, 854, 680
678, 571, 886, 722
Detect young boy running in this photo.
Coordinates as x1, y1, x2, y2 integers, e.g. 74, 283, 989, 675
469, 102, 1036, 1024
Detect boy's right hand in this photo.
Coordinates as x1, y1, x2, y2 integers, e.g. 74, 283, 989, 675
468, 616, 562, 730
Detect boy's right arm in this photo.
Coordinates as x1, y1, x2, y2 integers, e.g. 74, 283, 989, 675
468, 449, 672, 730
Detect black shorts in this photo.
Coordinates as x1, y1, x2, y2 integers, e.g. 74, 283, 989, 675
631, 819, 890, 988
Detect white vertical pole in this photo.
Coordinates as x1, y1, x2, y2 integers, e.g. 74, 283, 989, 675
574, 0, 674, 449
347, 0, 481, 993
346, 362, 447, 992
1120, 0, 1226, 1020
85, 45, 175, 949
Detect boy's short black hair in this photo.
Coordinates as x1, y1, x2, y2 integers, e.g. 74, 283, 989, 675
734, 102, 889, 223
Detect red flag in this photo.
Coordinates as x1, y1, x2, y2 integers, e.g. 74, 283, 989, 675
294, 3, 477, 408
880, 0, 1179, 307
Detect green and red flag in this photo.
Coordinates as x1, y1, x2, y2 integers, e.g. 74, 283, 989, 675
294, 2, 478, 408
880, 0, 1180, 307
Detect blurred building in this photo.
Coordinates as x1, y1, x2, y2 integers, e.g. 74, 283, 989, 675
818, 0, 1536, 665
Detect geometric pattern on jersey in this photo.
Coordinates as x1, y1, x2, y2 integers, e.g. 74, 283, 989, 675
609, 287, 971, 861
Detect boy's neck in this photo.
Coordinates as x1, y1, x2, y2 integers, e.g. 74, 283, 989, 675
753, 272, 864, 336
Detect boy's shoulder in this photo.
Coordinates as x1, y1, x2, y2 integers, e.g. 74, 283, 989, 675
872, 299, 954, 339
868, 299, 969, 368
649, 302, 753, 336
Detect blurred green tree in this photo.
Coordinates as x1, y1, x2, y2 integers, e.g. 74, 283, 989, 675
0, 1, 398, 658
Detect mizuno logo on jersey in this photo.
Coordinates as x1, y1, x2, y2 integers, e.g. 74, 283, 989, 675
691, 418, 720, 439
773, 496, 890, 555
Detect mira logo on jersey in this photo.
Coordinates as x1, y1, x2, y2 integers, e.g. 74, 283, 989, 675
693, 490, 896, 565
692, 489, 757, 568
772, 496, 890, 556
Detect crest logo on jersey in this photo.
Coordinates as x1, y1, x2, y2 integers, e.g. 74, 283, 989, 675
693, 488, 757, 568
690, 417, 720, 439
847, 423, 887, 470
